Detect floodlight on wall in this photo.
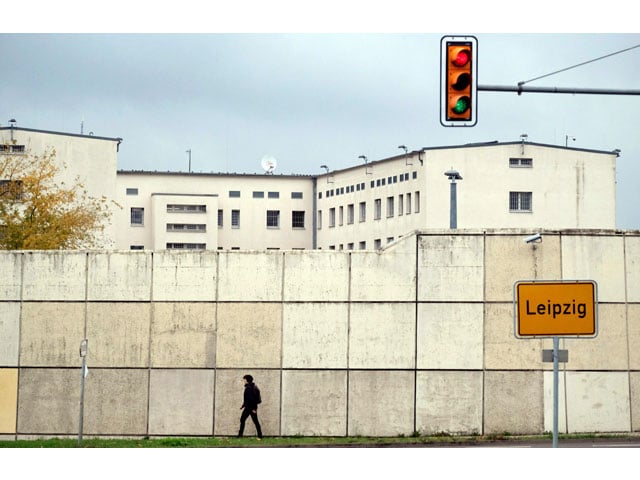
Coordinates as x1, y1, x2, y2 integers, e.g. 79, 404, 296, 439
398, 144, 412, 165
444, 168, 463, 229
359, 155, 372, 175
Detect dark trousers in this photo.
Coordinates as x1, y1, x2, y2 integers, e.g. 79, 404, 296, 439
238, 408, 262, 438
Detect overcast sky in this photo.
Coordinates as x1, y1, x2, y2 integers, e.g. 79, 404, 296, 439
2, 4, 639, 229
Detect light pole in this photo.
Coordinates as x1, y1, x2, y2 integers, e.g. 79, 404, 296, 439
444, 169, 463, 229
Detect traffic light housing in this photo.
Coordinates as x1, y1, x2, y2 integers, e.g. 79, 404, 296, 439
440, 35, 477, 127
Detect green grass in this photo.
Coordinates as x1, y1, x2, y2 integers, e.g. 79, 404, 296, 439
1, 432, 637, 448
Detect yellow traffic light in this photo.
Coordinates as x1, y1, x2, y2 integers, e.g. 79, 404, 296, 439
440, 36, 477, 127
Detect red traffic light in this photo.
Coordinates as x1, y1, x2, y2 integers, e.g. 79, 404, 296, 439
440, 36, 477, 127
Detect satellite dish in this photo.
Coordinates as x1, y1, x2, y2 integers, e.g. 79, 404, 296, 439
261, 155, 277, 174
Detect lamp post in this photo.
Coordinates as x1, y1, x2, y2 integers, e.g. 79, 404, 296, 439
444, 169, 463, 229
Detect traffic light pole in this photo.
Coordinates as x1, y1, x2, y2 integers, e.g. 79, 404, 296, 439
478, 84, 640, 96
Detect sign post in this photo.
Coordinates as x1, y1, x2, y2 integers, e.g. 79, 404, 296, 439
514, 280, 598, 447
78, 339, 88, 447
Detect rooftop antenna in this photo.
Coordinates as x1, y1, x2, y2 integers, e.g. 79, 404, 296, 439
9, 118, 16, 142
186, 149, 192, 172
261, 155, 277, 174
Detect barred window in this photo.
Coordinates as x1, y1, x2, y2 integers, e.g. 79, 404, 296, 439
510, 192, 533, 212
130, 207, 144, 225
292, 211, 305, 228
266, 210, 280, 228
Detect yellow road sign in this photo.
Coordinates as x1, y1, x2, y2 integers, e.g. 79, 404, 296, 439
514, 280, 598, 338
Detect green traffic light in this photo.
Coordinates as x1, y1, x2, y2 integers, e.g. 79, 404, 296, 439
452, 96, 470, 114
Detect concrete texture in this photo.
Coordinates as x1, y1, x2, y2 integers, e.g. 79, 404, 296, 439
484, 370, 544, 434
0, 253, 22, 301
626, 235, 640, 302
22, 251, 86, 301
630, 372, 640, 432
17, 368, 80, 434
87, 251, 152, 300
281, 370, 347, 436
417, 303, 483, 370
150, 302, 216, 368
216, 303, 281, 368
416, 370, 483, 435
217, 251, 283, 301
86, 303, 150, 367
564, 371, 630, 433
213, 369, 281, 437
148, 369, 215, 436
151, 251, 217, 301
20, 302, 85, 367
0, 369, 18, 433
349, 303, 415, 369
282, 303, 348, 369
348, 370, 415, 436
628, 303, 640, 370
350, 246, 416, 302
0, 303, 20, 366
283, 251, 349, 302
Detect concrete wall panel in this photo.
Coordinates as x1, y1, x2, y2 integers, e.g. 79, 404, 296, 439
20, 302, 85, 367
0, 369, 18, 433
626, 235, 640, 302
87, 252, 152, 300
283, 252, 349, 302
561, 304, 628, 370
629, 304, 640, 370
630, 372, 640, 432
564, 371, 630, 433
217, 252, 282, 301
485, 303, 543, 370
213, 369, 280, 437
281, 370, 347, 436
543, 371, 568, 433
484, 370, 543, 434
86, 303, 150, 367
348, 370, 414, 436
417, 303, 483, 370
418, 234, 484, 301
17, 368, 79, 434
561, 235, 625, 302
22, 251, 86, 301
150, 303, 216, 368
151, 251, 217, 301
84, 369, 149, 435
0, 253, 22, 301
282, 303, 348, 369
485, 234, 561, 302
349, 303, 415, 369
216, 303, 281, 368
148, 369, 214, 436
416, 371, 482, 435
0, 303, 20, 366
350, 249, 416, 302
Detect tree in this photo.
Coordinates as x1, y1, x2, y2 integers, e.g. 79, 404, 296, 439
0, 146, 118, 249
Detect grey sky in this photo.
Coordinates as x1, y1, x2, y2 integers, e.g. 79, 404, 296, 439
2, 31, 639, 228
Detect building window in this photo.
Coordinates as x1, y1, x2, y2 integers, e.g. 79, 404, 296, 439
126, 188, 138, 195
406, 193, 412, 214
374, 199, 382, 220
268, 191, 279, 199
167, 204, 206, 213
359, 202, 366, 222
317, 210, 322, 230
291, 192, 303, 199
412, 171, 417, 179
232, 209, 240, 228
510, 192, 533, 212
398, 194, 404, 215
130, 245, 144, 250
292, 210, 305, 229
329, 208, 336, 227
266, 210, 280, 228
253, 191, 264, 198
414, 191, 420, 213
229, 190, 241, 198
347, 204, 354, 224
130, 207, 144, 225
166, 224, 206, 232
339, 206, 344, 226
386, 196, 394, 218
0, 179, 23, 201
347, 243, 354, 250
218, 209, 223, 227
166, 243, 206, 250
387, 237, 394, 244
359, 241, 366, 250
510, 158, 533, 167
374, 239, 382, 250
0, 144, 25, 154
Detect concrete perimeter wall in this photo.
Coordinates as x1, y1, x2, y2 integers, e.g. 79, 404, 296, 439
1, 229, 639, 439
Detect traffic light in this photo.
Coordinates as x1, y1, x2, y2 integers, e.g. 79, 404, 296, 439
440, 35, 477, 127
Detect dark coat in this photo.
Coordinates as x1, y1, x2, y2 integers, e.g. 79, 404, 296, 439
242, 382, 261, 410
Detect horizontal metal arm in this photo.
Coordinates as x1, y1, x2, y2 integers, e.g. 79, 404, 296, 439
478, 84, 640, 96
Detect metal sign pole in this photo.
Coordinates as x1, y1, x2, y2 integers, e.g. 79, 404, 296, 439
78, 339, 88, 447
552, 336, 559, 448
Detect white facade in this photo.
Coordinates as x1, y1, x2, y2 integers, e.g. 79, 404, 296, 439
1, 127, 618, 251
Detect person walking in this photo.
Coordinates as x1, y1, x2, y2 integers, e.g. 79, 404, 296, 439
238, 374, 263, 439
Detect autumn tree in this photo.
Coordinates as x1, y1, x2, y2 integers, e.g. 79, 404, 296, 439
0, 146, 117, 249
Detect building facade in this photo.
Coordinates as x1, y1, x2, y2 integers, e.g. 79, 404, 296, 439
1, 126, 619, 251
